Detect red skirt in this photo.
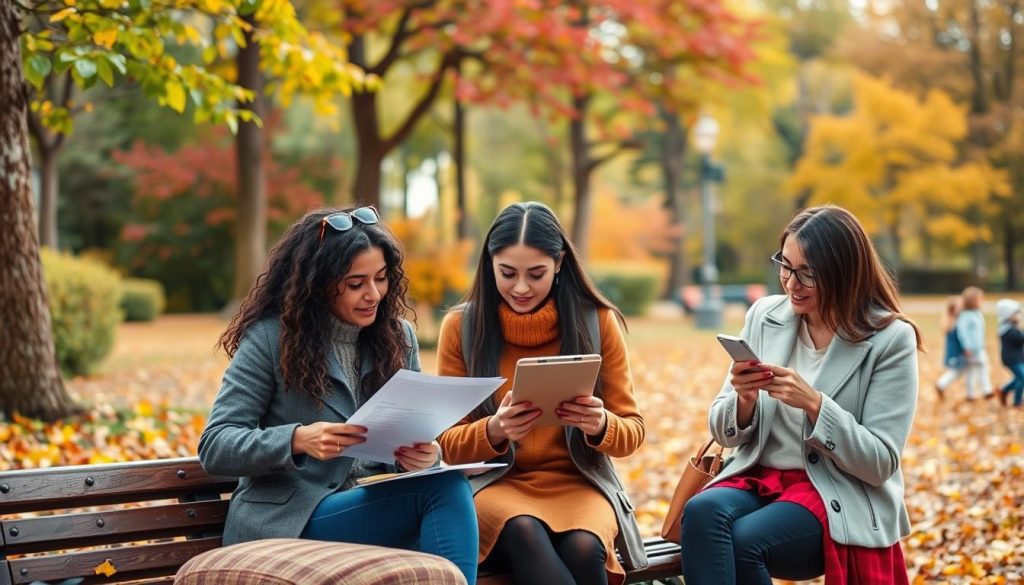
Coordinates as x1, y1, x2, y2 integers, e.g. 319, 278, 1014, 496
711, 466, 909, 585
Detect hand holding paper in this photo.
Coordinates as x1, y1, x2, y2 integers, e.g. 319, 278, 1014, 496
342, 370, 505, 464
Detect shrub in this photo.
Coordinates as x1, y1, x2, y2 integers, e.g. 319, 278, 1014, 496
121, 278, 167, 322
591, 263, 663, 316
897, 267, 975, 294
41, 249, 123, 376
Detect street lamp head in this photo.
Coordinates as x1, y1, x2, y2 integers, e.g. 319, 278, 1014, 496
693, 113, 719, 154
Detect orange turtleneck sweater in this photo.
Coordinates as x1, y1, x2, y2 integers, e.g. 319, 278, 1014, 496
436, 299, 644, 584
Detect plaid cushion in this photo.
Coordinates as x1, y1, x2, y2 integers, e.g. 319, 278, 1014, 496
175, 539, 466, 585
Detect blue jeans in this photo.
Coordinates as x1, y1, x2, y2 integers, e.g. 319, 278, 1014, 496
680, 487, 824, 585
301, 471, 478, 583
1001, 362, 1024, 406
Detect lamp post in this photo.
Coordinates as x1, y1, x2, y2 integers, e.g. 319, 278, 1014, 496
693, 113, 724, 330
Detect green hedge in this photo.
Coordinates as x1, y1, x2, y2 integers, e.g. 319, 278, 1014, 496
42, 249, 123, 376
897, 267, 975, 294
591, 264, 663, 316
121, 278, 166, 322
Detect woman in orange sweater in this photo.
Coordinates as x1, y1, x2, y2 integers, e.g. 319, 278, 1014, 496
437, 201, 646, 585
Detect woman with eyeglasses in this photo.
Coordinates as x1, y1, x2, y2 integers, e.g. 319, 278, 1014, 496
679, 205, 923, 585
198, 207, 478, 583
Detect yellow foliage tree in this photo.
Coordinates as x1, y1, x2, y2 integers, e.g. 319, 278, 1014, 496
787, 73, 1010, 261
387, 214, 473, 308
587, 192, 681, 263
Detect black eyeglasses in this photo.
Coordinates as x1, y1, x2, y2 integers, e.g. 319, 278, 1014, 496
318, 207, 380, 244
770, 251, 816, 288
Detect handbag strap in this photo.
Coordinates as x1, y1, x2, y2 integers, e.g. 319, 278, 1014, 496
695, 437, 726, 474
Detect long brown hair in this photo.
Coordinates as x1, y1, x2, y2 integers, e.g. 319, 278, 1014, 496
218, 207, 414, 406
782, 205, 923, 349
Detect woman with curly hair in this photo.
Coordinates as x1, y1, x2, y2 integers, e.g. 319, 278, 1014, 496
199, 207, 478, 583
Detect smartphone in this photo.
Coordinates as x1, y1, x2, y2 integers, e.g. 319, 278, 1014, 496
716, 334, 760, 364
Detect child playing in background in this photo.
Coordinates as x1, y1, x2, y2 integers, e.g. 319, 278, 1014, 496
996, 299, 1024, 408
955, 286, 995, 401
934, 295, 965, 401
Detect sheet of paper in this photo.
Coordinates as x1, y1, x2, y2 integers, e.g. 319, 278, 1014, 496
353, 462, 507, 489
343, 369, 505, 464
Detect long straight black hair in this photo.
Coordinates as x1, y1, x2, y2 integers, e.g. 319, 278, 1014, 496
460, 201, 624, 377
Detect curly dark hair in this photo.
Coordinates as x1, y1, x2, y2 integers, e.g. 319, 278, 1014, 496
218, 207, 414, 407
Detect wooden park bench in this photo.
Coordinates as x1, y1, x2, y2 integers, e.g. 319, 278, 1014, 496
0, 457, 682, 585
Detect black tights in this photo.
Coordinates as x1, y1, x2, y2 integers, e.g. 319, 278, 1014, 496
489, 515, 608, 585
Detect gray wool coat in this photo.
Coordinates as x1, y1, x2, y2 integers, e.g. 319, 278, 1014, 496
198, 317, 419, 545
707, 295, 919, 548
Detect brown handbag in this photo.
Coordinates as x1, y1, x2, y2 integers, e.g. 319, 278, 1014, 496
660, 436, 726, 544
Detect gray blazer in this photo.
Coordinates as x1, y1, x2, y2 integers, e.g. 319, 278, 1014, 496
707, 295, 918, 548
198, 317, 420, 545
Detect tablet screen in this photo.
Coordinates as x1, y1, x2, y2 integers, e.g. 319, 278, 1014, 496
510, 354, 602, 426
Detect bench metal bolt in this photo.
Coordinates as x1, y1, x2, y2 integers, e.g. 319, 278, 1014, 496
0, 484, 8, 493
96, 518, 105, 527
187, 509, 197, 519
85, 477, 95, 486
178, 469, 187, 479
20, 568, 27, 576
9, 527, 18, 536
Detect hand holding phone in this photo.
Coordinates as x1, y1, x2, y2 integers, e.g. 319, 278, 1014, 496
716, 334, 760, 363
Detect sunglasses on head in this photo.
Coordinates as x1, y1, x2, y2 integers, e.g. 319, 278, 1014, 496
318, 207, 380, 244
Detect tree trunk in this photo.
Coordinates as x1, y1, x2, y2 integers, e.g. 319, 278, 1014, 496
26, 74, 69, 250
352, 141, 384, 210
534, 116, 567, 215
347, 33, 456, 215
0, 3, 79, 421
1004, 213, 1018, 290
37, 149, 58, 248
453, 97, 469, 240
230, 17, 267, 307
661, 110, 689, 299
967, 0, 990, 114
349, 36, 384, 210
1005, 0, 1019, 103
570, 93, 593, 258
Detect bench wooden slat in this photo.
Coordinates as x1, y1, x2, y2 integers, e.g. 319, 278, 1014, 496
1, 457, 684, 584
7, 536, 221, 585
2, 499, 229, 555
0, 458, 235, 513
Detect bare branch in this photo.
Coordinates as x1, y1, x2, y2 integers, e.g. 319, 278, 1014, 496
381, 51, 459, 153
587, 138, 644, 173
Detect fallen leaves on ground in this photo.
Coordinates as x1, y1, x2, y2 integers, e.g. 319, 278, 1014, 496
1, 308, 1022, 583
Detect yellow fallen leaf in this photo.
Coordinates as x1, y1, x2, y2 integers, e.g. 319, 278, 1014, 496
94, 559, 117, 577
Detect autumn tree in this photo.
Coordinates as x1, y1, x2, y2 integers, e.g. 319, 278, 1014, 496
4, 0, 360, 420
329, 1, 586, 212
788, 74, 1010, 266
548, 0, 759, 257
1, 0, 70, 421
837, 0, 1023, 283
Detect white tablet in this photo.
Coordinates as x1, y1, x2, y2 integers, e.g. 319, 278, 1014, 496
510, 354, 603, 427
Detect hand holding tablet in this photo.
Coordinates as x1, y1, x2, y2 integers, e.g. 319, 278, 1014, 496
509, 354, 603, 427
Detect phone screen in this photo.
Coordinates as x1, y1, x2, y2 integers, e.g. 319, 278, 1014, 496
716, 334, 760, 363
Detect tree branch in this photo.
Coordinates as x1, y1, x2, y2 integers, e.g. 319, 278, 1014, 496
367, 1, 444, 76
381, 51, 459, 153
25, 105, 51, 153
368, 6, 416, 76
587, 138, 644, 173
